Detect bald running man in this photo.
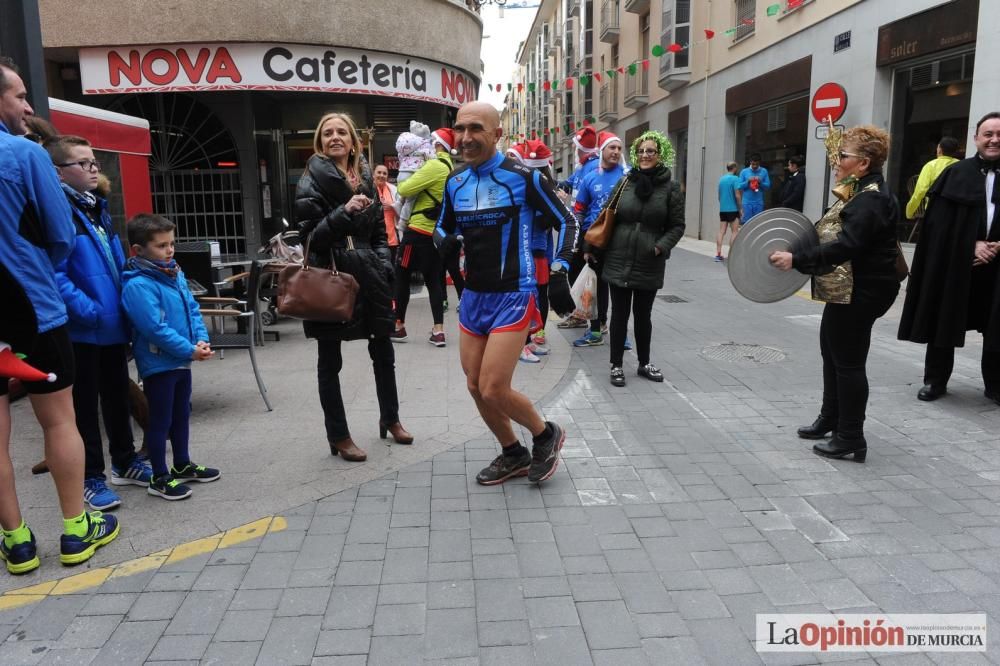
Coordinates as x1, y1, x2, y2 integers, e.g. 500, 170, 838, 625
434, 102, 577, 485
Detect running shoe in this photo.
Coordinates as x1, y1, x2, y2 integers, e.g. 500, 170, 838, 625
60, 511, 120, 566
610, 366, 626, 387
1, 528, 39, 575
573, 331, 604, 347
557, 316, 588, 329
110, 456, 153, 487
429, 331, 446, 347
84, 477, 121, 511
532, 331, 547, 346
171, 461, 221, 482
624, 337, 633, 351
519, 345, 541, 363
148, 474, 193, 500
601, 324, 609, 336
391, 326, 408, 343
714, 254, 724, 262
476, 449, 532, 486
637, 363, 665, 382
443, 300, 449, 312
527, 342, 549, 356
528, 421, 565, 483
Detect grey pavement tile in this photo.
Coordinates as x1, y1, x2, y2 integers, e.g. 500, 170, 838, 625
55, 614, 122, 649
323, 585, 378, 630
516, 542, 566, 578
258, 529, 307, 553
643, 635, 708, 664
229, 588, 283, 611
16, 595, 91, 641
256, 615, 321, 665
592, 647, 649, 666
562, 554, 611, 575
341, 543, 386, 561
938, 569, 1000, 597
144, 572, 199, 593
521, 576, 572, 598
568, 573, 622, 602
333, 560, 382, 587
201, 640, 262, 665
240, 552, 295, 589
192, 564, 248, 591
532, 625, 594, 665
553, 525, 603, 556
387, 527, 429, 549
38, 647, 100, 664
164, 590, 233, 636
380, 547, 428, 584
431, 511, 471, 531
576, 600, 641, 649
276, 586, 333, 616
0, 640, 53, 666
294, 535, 345, 571
475, 579, 526, 622
427, 580, 475, 609
345, 513, 390, 544
633, 612, 691, 639
80, 593, 137, 617
423, 608, 478, 659
524, 596, 580, 628
367, 635, 424, 666
287, 568, 337, 589
314, 628, 371, 656
705, 568, 762, 596
807, 578, 873, 610
147, 634, 212, 662
430, 530, 472, 563
214, 609, 274, 642
429, 561, 474, 581
93, 619, 168, 664
670, 590, 732, 620
470, 510, 512, 540
372, 602, 425, 636
480, 645, 535, 665
511, 522, 555, 544
473, 553, 520, 579
689, 617, 762, 665
477, 620, 530, 647
377, 583, 427, 606
598, 533, 642, 550
473, 537, 516, 555
604, 548, 655, 574
614, 572, 675, 613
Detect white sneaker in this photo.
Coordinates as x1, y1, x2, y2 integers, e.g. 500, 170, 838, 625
528, 342, 549, 356
519, 346, 541, 363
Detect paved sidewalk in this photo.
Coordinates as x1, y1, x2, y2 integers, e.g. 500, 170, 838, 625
4, 243, 1000, 664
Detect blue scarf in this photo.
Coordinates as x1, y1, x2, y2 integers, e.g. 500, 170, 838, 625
62, 184, 120, 286
126, 255, 180, 280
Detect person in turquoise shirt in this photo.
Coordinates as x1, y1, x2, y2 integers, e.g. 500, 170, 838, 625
716, 161, 743, 261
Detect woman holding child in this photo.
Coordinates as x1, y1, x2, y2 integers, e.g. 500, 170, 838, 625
295, 112, 412, 461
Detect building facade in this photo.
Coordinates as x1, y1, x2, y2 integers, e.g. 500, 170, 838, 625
38, 0, 482, 255
505, 0, 995, 242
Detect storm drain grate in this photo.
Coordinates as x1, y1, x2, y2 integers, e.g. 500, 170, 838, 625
701, 343, 786, 364
656, 294, 688, 303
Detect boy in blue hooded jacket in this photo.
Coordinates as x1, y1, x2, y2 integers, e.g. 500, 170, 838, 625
121, 214, 220, 501
47, 136, 152, 511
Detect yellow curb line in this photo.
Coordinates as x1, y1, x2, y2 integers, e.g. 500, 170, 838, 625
0, 516, 286, 611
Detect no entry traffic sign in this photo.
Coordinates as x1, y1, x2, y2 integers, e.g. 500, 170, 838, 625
811, 82, 848, 124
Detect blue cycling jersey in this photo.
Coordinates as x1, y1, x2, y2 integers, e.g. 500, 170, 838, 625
575, 163, 626, 232
435, 152, 577, 293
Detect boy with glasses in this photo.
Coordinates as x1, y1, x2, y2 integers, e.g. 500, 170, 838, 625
46, 136, 152, 512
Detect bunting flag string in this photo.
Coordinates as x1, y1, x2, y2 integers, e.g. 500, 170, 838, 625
486, 1, 806, 97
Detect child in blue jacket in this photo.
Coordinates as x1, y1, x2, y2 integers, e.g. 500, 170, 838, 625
121, 214, 220, 501
47, 136, 152, 511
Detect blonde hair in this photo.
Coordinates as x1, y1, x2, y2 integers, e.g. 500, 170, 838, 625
312, 112, 363, 177
842, 125, 891, 171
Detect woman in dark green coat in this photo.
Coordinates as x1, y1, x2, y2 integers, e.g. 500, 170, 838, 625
602, 131, 685, 387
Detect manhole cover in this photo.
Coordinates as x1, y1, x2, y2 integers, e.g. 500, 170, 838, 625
656, 294, 688, 303
701, 343, 786, 364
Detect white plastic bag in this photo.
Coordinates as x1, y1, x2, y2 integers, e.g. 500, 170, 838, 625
570, 264, 598, 321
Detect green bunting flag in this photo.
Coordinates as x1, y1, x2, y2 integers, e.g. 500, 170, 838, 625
627, 63, 637, 75
651, 44, 665, 57
766, 3, 780, 16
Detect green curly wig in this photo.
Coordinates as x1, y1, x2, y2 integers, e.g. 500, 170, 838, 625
629, 130, 675, 169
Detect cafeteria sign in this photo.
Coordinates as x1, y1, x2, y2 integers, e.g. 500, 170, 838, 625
79, 43, 479, 107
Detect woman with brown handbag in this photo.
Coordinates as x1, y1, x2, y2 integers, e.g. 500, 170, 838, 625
600, 131, 686, 388
296, 113, 413, 462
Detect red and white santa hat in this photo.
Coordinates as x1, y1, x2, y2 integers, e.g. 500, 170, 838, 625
572, 126, 599, 155
431, 128, 458, 155
508, 139, 553, 169
597, 131, 622, 153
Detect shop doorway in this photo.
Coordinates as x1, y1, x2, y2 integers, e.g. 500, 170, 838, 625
888, 50, 974, 239
735, 95, 809, 209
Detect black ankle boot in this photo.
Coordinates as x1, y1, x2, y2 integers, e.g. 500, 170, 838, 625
797, 416, 836, 440
812, 433, 867, 463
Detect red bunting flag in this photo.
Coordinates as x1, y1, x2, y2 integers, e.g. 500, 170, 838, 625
496, 84, 502, 92
569, 121, 576, 130
531, 131, 537, 139
641, 59, 650, 71
704, 29, 716, 39
742, 18, 755, 25
565, 78, 574, 89
617, 66, 625, 74
582, 118, 590, 126
517, 82, 524, 93
594, 72, 602, 83
668, 43, 683, 53
788, 0, 804, 7
543, 80, 551, 91
552, 127, 559, 134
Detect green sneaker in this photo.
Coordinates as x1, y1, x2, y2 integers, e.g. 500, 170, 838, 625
170, 461, 221, 483
60, 512, 120, 566
148, 474, 193, 500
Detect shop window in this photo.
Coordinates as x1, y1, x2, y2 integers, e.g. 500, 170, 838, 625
767, 104, 787, 132
735, 0, 755, 41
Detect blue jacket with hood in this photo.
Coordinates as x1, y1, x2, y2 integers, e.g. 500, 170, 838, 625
120, 260, 209, 379
54, 193, 130, 345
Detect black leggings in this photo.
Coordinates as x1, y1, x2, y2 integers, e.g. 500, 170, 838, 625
818, 292, 895, 439
608, 285, 656, 367
441, 251, 465, 301
395, 241, 444, 325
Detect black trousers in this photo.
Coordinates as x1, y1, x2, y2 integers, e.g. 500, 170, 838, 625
818, 292, 895, 439
395, 240, 444, 325
317, 336, 399, 442
924, 343, 1000, 392
71, 342, 136, 479
608, 285, 656, 367
441, 251, 464, 300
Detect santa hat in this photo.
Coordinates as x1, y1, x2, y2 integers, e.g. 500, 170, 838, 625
506, 142, 523, 161
572, 126, 598, 155
598, 131, 622, 153
431, 128, 458, 155
509, 139, 553, 169
0, 342, 56, 383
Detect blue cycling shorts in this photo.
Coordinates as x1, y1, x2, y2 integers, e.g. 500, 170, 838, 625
458, 289, 542, 338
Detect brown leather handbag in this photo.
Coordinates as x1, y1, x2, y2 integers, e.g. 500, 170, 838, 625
584, 177, 628, 249
277, 235, 359, 322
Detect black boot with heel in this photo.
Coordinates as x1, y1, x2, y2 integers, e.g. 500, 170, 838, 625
797, 416, 836, 440
812, 434, 866, 463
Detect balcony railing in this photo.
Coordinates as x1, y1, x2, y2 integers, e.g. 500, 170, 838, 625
598, 81, 618, 121
548, 26, 561, 55
600, 0, 620, 43
624, 68, 649, 108
624, 0, 649, 13
568, 0, 580, 17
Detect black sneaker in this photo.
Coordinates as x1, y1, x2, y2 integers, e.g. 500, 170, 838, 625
610, 366, 626, 387
148, 474, 193, 501
476, 450, 531, 486
171, 461, 221, 483
637, 363, 664, 382
528, 422, 565, 483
